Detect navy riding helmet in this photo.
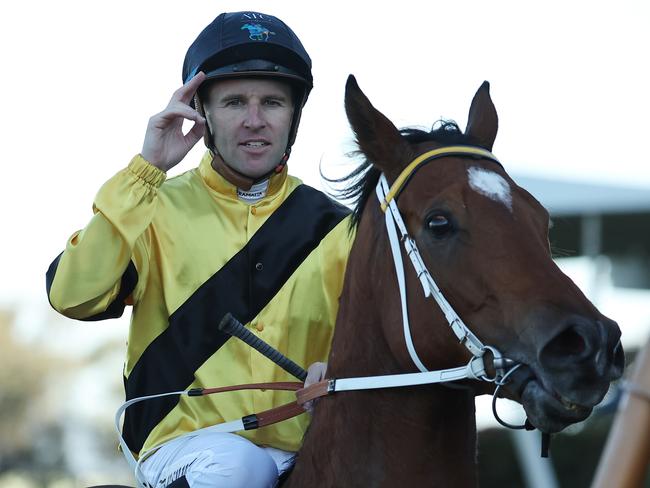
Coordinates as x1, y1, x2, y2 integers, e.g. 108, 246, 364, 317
183, 11, 313, 152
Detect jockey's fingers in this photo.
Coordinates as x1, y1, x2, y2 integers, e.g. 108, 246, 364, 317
170, 71, 207, 105
304, 362, 328, 388
184, 117, 206, 145
151, 104, 205, 128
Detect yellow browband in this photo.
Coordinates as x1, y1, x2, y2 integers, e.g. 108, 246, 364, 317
380, 145, 501, 212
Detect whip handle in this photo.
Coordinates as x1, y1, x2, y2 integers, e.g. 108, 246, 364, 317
218, 313, 308, 382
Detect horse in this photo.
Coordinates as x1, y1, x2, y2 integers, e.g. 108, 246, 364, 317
283, 76, 625, 487
240, 23, 275, 41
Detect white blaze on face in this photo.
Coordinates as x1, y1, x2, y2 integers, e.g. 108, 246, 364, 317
467, 166, 513, 211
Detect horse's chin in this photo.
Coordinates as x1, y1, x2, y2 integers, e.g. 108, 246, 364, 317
501, 364, 599, 433
519, 378, 593, 433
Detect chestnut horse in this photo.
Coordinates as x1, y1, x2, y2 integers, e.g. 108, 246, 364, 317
284, 76, 625, 487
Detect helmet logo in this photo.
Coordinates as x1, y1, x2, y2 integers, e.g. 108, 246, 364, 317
241, 23, 276, 41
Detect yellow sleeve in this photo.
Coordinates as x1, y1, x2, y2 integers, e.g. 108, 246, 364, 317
47, 155, 166, 320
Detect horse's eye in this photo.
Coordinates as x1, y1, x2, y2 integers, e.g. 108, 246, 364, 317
427, 215, 452, 238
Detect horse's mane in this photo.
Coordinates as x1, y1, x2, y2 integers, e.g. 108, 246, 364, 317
328, 120, 479, 229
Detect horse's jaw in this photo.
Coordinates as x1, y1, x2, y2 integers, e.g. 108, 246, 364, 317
519, 377, 593, 432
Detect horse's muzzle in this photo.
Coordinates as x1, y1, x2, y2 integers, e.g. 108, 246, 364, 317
536, 315, 624, 405
506, 314, 624, 433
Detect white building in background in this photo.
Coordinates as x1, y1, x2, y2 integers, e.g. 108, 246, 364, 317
515, 174, 650, 349
477, 174, 650, 488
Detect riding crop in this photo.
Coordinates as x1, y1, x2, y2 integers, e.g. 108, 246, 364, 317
218, 313, 308, 381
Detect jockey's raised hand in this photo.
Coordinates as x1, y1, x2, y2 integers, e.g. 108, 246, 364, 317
141, 71, 207, 172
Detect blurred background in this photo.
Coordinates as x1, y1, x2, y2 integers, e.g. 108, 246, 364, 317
0, 1, 648, 486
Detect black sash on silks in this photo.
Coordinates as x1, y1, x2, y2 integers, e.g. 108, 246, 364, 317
123, 184, 349, 453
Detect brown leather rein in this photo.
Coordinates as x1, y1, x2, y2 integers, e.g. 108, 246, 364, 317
187, 380, 333, 430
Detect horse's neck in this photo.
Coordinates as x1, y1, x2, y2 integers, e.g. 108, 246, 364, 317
287, 214, 479, 487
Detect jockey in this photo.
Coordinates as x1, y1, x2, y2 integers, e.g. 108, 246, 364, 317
46, 11, 352, 488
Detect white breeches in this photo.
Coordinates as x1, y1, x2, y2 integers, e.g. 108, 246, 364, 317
139, 431, 296, 488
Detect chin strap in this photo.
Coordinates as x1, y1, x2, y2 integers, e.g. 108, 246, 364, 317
275, 148, 290, 171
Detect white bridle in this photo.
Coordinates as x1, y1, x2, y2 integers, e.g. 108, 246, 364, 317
370, 145, 516, 383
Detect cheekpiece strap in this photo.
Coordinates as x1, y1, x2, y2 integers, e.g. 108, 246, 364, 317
376, 169, 486, 369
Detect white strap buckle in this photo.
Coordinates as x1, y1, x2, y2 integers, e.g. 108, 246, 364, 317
466, 355, 488, 380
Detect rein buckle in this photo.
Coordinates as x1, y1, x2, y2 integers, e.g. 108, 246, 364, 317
466, 356, 487, 380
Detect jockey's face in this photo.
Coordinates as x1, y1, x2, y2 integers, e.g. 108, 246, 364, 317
202, 78, 294, 178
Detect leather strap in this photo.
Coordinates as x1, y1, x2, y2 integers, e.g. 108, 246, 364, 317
377, 176, 428, 371
257, 402, 306, 427
296, 380, 332, 405
201, 382, 302, 395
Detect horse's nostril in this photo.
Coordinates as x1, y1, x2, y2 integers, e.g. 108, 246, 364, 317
543, 326, 588, 359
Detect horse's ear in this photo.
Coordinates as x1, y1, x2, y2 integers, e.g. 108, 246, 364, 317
465, 81, 498, 151
345, 75, 411, 173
